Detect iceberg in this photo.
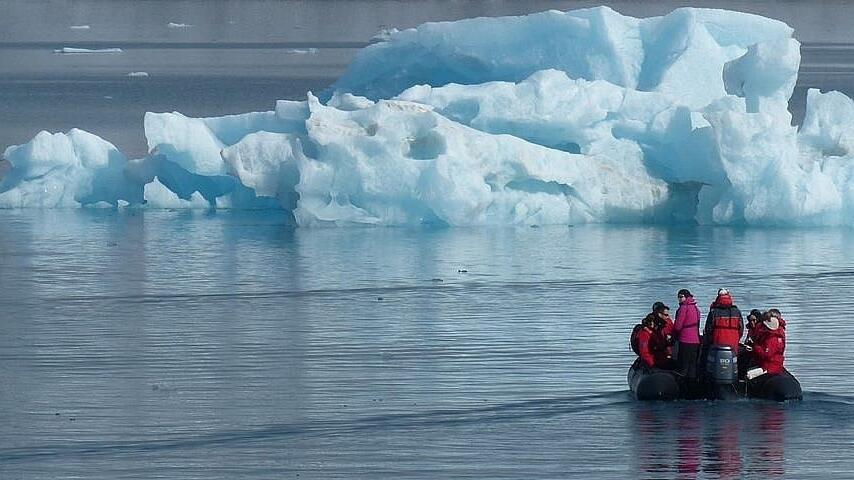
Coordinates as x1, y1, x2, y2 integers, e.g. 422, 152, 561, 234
4, 6, 854, 226
285, 48, 319, 55
292, 93, 676, 226
0, 129, 141, 208
143, 177, 209, 209
53, 47, 123, 54
328, 7, 794, 106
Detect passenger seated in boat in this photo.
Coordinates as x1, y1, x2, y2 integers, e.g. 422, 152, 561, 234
652, 301, 674, 345
739, 309, 764, 378
636, 313, 675, 370
749, 310, 787, 375
745, 309, 763, 346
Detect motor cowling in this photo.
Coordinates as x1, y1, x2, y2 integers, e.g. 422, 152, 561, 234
706, 345, 738, 384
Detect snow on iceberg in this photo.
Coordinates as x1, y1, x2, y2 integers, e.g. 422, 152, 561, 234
3, 6, 854, 226
0, 129, 140, 207
285, 48, 318, 55
290, 93, 678, 226
328, 7, 794, 107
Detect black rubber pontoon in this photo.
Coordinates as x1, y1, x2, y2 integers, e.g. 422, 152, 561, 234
627, 362, 803, 401
627, 362, 681, 401
741, 369, 803, 401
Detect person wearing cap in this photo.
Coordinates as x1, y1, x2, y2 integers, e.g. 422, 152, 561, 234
672, 289, 701, 380
703, 288, 744, 353
751, 310, 787, 375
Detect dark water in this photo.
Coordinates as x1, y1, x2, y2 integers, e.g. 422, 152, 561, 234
1, 210, 853, 478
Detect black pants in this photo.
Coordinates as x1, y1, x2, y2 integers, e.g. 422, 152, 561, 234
676, 341, 700, 379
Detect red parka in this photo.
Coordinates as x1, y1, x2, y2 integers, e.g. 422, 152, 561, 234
661, 316, 674, 343
745, 322, 759, 345
752, 318, 786, 374
637, 325, 671, 369
704, 293, 743, 352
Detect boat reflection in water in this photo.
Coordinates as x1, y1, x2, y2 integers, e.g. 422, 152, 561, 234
631, 402, 786, 479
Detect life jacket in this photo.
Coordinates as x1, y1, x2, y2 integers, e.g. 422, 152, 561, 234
630, 323, 644, 355
709, 305, 742, 351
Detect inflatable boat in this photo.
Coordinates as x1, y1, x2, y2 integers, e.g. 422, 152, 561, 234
627, 346, 802, 401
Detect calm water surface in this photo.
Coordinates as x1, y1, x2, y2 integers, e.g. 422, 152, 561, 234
0, 210, 852, 478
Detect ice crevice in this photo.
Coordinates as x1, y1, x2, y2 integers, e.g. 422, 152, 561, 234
2, 6, 854, 226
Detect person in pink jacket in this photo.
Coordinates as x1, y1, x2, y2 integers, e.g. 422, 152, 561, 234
673, 289, 701, 380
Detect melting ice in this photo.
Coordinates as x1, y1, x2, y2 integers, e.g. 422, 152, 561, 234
4, 6, 854, 226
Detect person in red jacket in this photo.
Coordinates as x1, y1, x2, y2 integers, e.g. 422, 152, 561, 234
637, 313, 673, 369
652, 301, 675, 353
751, 311, 786, 374
745, 309, 763, 346
739, 308, 764, 378
703, 288, 744, 353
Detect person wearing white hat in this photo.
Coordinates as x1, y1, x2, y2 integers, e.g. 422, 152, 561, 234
703, 288, 744, 353
751, 310, 787, 375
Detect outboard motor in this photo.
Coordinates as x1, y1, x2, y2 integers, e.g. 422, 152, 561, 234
706, 345, 738, 399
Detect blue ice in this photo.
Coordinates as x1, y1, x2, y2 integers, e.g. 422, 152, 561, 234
2, 6, 853, 226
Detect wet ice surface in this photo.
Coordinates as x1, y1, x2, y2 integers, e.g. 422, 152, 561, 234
0, 210, 852, 478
